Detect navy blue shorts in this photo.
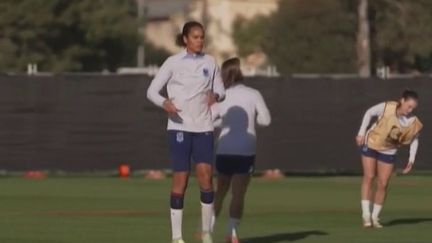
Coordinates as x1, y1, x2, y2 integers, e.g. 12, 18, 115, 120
168, 130, 214, 172
216, 155, 256, 175
360, 146, 396, 164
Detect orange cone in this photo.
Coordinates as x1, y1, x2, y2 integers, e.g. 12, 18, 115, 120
24, 171, 46, 179
118, 164, 130, 178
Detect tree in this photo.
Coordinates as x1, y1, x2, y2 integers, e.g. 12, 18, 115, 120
357, 0, 371, 77
370, 0, 432, 73
233, 0, 432, 75
143, 41, 171, 66
233, 0, 357, 75
233, 16, 270, 58
0, 0, 139, 72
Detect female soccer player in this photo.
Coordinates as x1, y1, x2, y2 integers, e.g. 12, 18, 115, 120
356, 90, 423, 228
147, 21, 225, 243
211, 58, 271, 242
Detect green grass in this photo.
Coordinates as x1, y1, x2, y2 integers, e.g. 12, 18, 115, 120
0, 176, 431, 243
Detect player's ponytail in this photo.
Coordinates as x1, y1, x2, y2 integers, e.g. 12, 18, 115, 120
221, 57, 243, 89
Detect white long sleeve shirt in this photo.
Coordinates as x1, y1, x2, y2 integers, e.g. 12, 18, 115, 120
358, 102, 419, 163
212, 84, 271, 155
147, 50, 225, 132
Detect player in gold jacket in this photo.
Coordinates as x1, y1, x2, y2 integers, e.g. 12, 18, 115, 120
356, 90, 422, 228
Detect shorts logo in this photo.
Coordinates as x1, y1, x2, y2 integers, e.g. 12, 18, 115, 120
176, 132, 184, 143
203, 68, 209, 78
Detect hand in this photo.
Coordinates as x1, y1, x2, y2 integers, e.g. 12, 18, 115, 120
214, 127, 221, 138
401, 162, 413, 175
163, 99, 180, 114
355, 135, 365, 146
206, 91, 219, 106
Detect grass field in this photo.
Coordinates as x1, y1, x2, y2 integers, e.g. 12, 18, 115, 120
1, 176, 431, 243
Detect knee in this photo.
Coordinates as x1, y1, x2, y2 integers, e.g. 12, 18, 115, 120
376, 179, 389, 190
197, 169, 212, 180
215, 185, 229, 197
363, 174, 375, 183
231, 193, 245, 206
216, 178, 230, 191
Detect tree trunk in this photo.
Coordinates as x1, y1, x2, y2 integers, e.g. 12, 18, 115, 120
357, 0, 371, 78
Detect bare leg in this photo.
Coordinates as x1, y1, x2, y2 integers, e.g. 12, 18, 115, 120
361, 155, 377, 201
374, 161, 394, 205
371, 160, 394, 227
172, 172, 189, 194
229, 174, 252, 219
214, 173, 232, 217
360, 155, 377, 226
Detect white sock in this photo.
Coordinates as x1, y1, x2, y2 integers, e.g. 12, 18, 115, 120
210, 213, 216, 233
361, 200, 371, 218
227, 218, 240, 237
372, 204, 382, 220
170, 208, 183, 240
201, 203, 213, 233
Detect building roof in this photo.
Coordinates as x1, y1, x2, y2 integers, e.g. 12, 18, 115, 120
142, 0, 192, 20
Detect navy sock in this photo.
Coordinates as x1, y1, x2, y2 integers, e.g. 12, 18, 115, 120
200, 190, 214, 204
170, 192, 184, 209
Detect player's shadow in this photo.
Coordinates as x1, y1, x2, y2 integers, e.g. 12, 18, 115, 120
217, 106, 256, 152
242, 230, 328, 243
386, 218, 432, 227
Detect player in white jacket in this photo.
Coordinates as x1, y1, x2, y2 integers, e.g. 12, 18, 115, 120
147, 21, 225, 243
211, 58, 271, 243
